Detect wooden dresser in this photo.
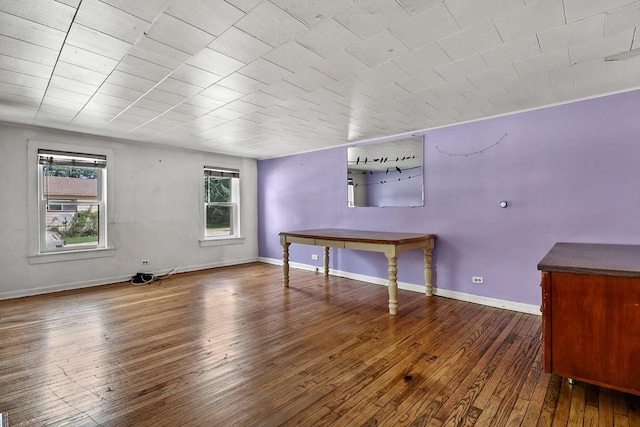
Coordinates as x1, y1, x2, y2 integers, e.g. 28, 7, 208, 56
538, 243, 640, 395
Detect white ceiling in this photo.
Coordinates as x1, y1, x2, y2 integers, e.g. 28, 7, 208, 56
0, 0, 638, 159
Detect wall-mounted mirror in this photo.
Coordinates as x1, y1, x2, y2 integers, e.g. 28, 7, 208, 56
347, 135, 424, 207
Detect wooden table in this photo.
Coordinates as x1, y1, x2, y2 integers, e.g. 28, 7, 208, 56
538, 242, 640, 395
279, 229, 436, 315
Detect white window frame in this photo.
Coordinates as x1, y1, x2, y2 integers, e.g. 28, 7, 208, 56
200, 167, 243, 246
28, 140, 115, 264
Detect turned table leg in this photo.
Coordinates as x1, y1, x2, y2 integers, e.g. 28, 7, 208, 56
424, 246, 434, 296
324, 246, 329, 276
282, 241, 291, 287
386, 254, 398, 315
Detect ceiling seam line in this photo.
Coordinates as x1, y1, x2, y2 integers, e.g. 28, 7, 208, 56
35, 0, 84, 121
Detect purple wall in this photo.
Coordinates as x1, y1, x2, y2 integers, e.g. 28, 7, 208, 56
258, 91, 640, 305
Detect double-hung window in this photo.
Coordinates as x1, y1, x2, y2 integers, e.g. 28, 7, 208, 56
38, 149, 107, 252
203, 167, 240, 239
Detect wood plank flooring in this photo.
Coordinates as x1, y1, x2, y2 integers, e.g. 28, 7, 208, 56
0, 262, 638, 426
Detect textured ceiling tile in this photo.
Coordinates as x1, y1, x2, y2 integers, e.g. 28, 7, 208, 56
0, 81, 45, 99
347, 31, 410, 66
133, 97, 176, 113
296, 18, 362, 58
0, 69, 48, 90
397, 0, 444, 15
481, 35, 541, 67
208, 26, 273, 64
155, 77, 202, 97
604, 2, 640, 36
225, 99, 263, 114
325, 75, 373, 98
603, 56, 640, 91
166, 0, 244, 36
49, 74, 99, 95
98, 82, 144, 101
234, 1, 309, 47
334, 0, 410, 39
75, 0, 150, 44
393, 43, 451, 76
494, 0, 566, 43
429, 78, 475, 99
271, 0, 352, 26
0, 11, 66, 50
296, 85, 341, 105
145, 13, 215, 55
118, 56, 172, 81
434, 54, 488, 82
438, 22, 504, 61
87, 93, 131, 109
564, 0, 637, 23
260, 104, 295, 118
55, 61, 107, 86
0, 54, 53, 79
99, 0, 169, 22
356, 61, 409, 87
240, 90, 284, 108
59, 45, 119, 74
224, 0, 263, 13
0, 0, 75, 31
144, 88, 188, 105
284, 67, 335, 91
260, 79, 307, 100
65, 24, 132, 61
0, 34, 58, 65
396, 70, 446, 92
570, 29, 635, 64
263, 41, 324, 73
311, 51, 369, 81
217, 72, 266, 94
199, 84, 245, 103
467, 63, 520, 88
513, 49, 570, 76
239, 58, 293, 84
124, 106, 161, 120
42, 90, 87, 109
391, 4, 460, 50
445, 0, 525, 29
128, 37, 191, 69
171, 64, 222, 88
537, 15, 605, 53
187, 48, 244, 77
184, 93, 226, 110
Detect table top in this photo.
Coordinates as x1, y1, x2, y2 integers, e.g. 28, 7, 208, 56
280, 228, 435, 245
538, 242, 640, 278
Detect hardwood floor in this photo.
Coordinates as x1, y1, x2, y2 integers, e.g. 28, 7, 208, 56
1, 263, 638, 426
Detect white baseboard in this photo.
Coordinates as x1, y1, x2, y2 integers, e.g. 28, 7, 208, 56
258, 257, 540, 315
0, 257, 259, 301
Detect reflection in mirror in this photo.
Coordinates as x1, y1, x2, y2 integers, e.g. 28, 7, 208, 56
347, 135, 424, 207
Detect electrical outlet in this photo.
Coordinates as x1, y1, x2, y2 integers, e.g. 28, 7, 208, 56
311, 254, 318, 261
142, 260, 150, 265
472, 276, 483, 284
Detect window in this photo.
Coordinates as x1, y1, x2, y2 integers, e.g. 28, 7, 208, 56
38, 149, 107, 252
203, 167, 240, 239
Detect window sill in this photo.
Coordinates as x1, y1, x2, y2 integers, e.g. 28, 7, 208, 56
199, 237, 245, 247
28, 247, 116, 264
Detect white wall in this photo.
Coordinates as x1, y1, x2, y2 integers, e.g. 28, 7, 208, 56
0, 122, 258, 299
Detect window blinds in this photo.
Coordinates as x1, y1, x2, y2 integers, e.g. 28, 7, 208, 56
38, 149, 107, 168
204, 167, 240, 178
